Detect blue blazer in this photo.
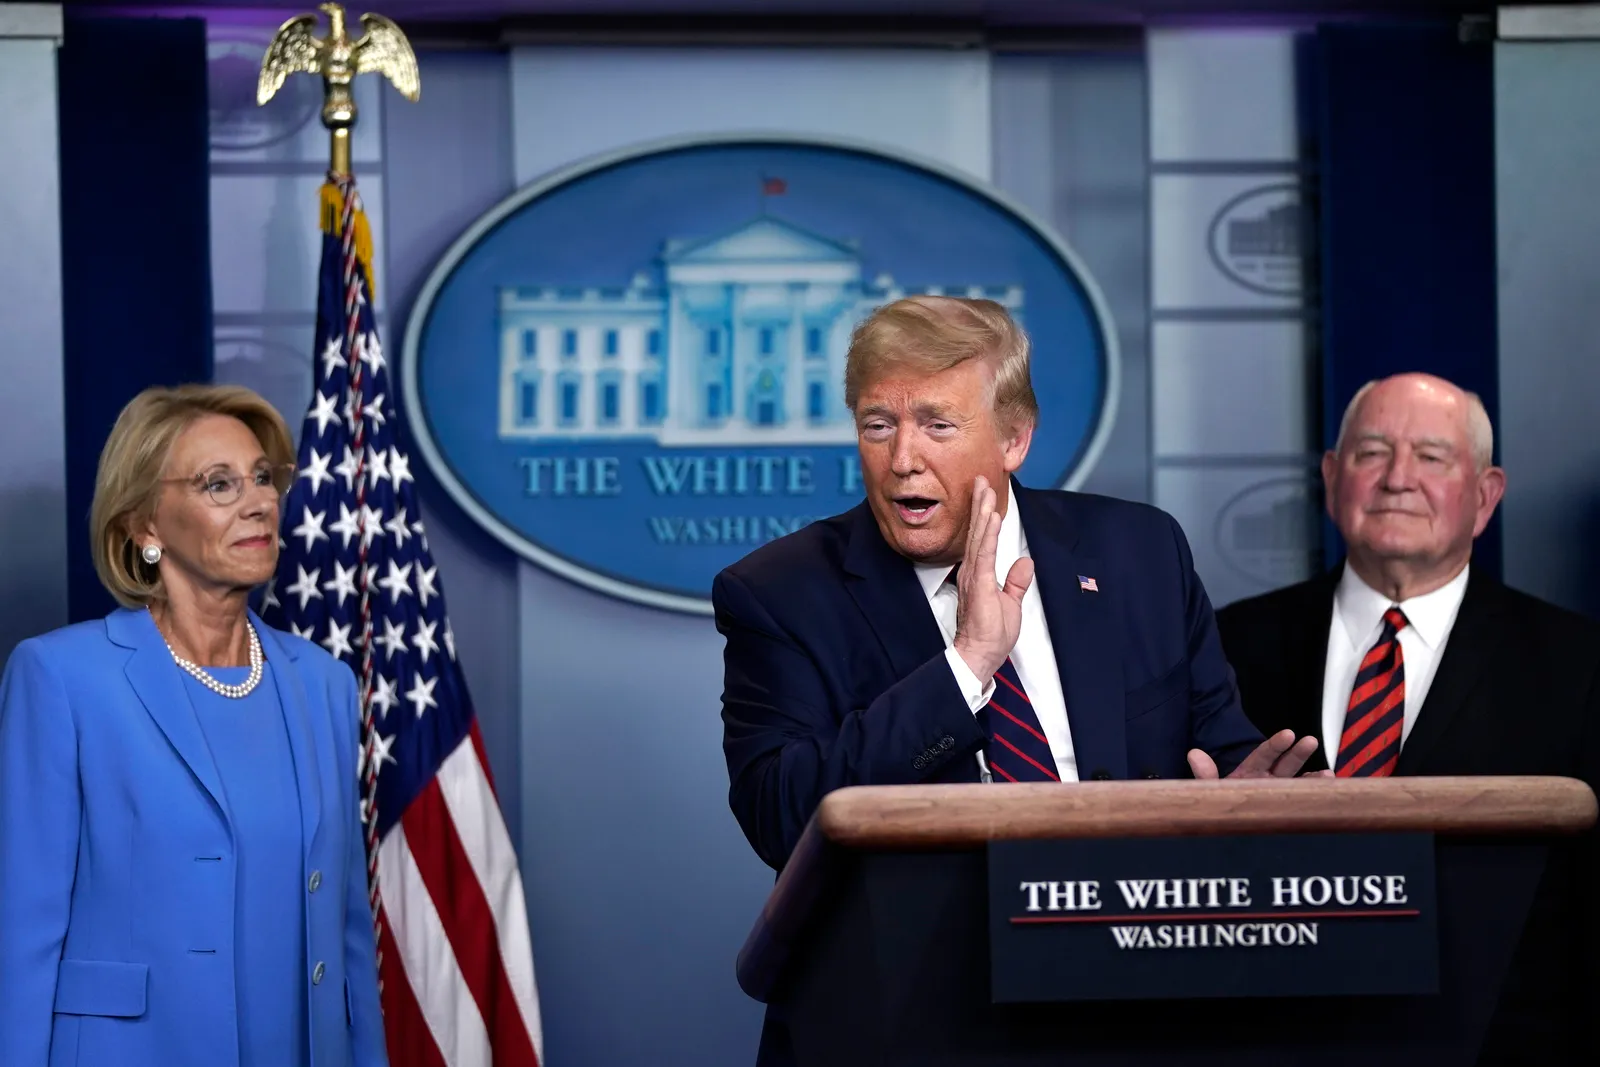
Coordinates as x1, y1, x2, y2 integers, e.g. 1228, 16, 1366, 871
715, 485, 1264, 870
0, 608, 387, 1067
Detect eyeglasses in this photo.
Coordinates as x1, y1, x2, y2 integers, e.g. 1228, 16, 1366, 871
163, 464, 296, 507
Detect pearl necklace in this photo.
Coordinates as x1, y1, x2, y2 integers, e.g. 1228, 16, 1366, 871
166, 623, 265, 699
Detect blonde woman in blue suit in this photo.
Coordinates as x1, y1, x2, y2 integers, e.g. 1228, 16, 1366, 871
0, 385, 387, 1067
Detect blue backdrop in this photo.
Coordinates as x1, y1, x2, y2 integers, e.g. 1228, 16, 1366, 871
59, 16, 214, 623
1313, 22, 1501, 576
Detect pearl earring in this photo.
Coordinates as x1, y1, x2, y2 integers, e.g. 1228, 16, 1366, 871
141, 544, 162, 565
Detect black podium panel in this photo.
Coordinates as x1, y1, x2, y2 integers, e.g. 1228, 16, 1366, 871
777, 841, 1566, 1067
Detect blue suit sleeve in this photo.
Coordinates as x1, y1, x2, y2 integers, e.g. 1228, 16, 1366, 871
334, 667, 389, 1067
0, 641, 80, 1066
715, 570, 987, 870
1169, 515, 1261, 774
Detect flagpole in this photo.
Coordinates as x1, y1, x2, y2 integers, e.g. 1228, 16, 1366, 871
256, 0, 420, 997
254, 13, 546, 1063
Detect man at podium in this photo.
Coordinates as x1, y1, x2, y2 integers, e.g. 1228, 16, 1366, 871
714, 295, 1321, 876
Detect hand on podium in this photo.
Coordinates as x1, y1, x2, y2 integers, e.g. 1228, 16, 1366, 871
1187, 729, 1330, 779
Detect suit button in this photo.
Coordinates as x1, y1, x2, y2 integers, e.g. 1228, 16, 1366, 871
913, 756, 927, 771
1143, 773, 1161, 780
1090, 770, 1113, 781
308, 870, 322, 893
940, 735, 955, 750
312, 961, 325, 985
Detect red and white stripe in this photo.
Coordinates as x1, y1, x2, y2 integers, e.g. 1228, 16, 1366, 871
376, 724, 544, 1067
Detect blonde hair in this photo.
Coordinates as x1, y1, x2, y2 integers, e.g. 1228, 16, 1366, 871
843, 295, 1039, 434
90, 384, 293, 609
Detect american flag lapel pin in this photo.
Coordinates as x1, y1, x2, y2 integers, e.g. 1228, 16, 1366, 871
1078, 575, 1099, 593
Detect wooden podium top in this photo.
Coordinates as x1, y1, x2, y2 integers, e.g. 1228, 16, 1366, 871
736, 776, 1597, 1001
815, 775, 1598, 847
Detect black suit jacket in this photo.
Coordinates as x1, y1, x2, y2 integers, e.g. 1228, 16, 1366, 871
1217, 565, 1600, 1063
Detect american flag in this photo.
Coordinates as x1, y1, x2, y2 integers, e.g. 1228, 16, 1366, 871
262, 174, 544, 1067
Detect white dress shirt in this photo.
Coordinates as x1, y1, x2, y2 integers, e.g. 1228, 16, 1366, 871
1321, 563, 1470, 763
913, 500, 1080, 781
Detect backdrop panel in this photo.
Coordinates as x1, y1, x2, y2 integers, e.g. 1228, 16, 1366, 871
993, 50, 1152, 507
0, 26, 67, 666
1496, 38, 1600, 617
1147, 28, 1321, 610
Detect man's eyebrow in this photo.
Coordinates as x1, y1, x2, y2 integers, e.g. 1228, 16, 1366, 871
1350, 432, 1459, 455
911, 401, 962, 420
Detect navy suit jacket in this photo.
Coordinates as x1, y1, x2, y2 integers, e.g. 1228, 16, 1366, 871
715, 483, 1262, 871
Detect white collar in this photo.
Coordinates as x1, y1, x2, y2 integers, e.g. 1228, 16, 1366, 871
1335, 562, 1470, 652
912, 489, 1028, 602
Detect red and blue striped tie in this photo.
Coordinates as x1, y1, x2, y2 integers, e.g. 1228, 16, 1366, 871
1335, 607, 1408, 777
981, 656, 1059, 783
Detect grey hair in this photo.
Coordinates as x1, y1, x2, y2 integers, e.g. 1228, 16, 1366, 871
1334, 377, 1495, 470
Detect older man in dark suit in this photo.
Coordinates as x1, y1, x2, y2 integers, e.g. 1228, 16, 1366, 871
1217, 372, 1600, 1063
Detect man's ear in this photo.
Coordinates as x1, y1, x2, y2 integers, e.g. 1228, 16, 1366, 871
1002, 419, 1034, 474
1473, 465, 1506, 537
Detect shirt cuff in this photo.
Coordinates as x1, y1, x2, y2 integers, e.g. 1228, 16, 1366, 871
945, 647, 997, 714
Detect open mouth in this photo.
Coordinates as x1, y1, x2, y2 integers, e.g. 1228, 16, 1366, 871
894, 496, 941, 524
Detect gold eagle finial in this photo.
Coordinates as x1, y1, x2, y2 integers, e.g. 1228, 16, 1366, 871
257, 3, 419, 173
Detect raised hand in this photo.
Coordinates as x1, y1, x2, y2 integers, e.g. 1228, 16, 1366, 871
1187, 730, 1325, 779
952, 476, 1035, 683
